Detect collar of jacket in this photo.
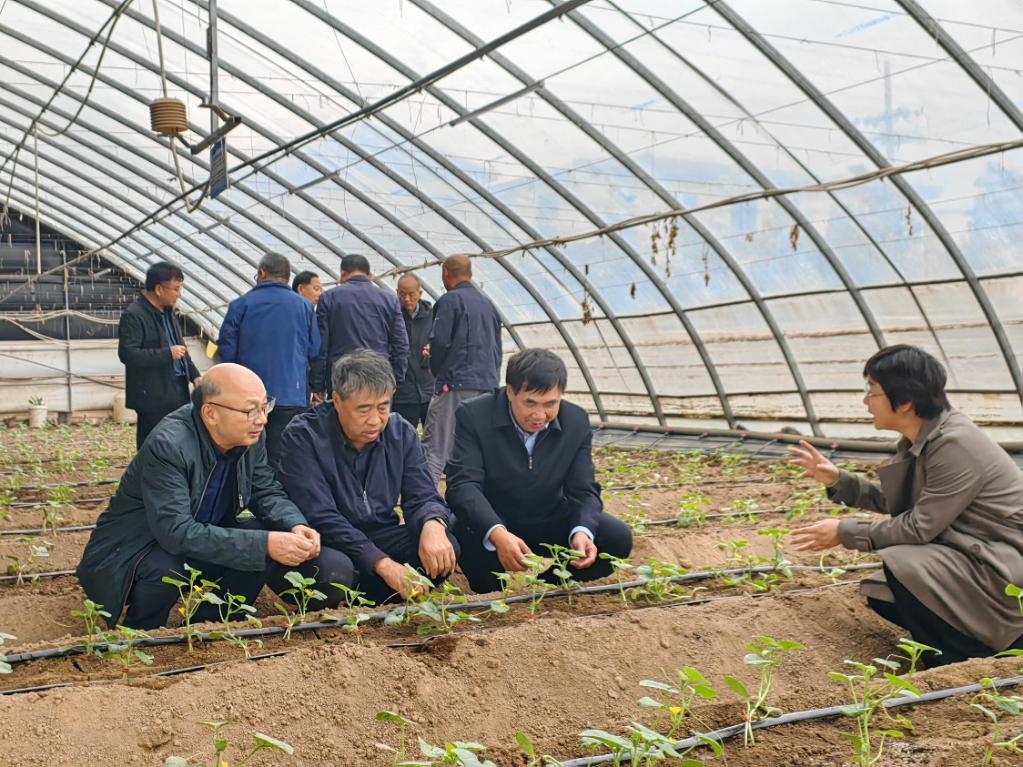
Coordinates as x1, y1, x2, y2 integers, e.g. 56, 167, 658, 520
252, 280, 291, 292
491, 387, 562, 434
138, 293, 171, 318
450, 280, 474, 292
901, 408, 953, 457
344, 274, 371, 284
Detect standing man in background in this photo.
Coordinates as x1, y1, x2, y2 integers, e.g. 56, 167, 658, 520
311, 254, 408, 400
292, 270, 322, 306
217, 253, 320, 465
393, 273, 434, 429
423, 254, 502, 481
118, 261, 201, 450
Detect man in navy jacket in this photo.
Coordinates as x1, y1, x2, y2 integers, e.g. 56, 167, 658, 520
217, 253, 320, 465
311, 254, 408, 398
423, 254, 502, 480
278, 350, 458, 605
446, 349, 632, 594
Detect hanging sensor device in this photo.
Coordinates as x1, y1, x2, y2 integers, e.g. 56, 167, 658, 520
189, 0, 241, 204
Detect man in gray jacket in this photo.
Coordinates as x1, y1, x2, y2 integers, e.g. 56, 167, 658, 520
77, 363, 320, 629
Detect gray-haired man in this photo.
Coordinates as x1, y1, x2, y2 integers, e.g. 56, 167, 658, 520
277, 350, 458, 604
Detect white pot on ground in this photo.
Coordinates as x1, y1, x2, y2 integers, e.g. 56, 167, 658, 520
28, 405, 48, 429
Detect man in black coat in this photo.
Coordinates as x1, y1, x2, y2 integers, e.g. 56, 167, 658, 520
118, 261, 202, 449
393, 274, 434, 428
446, 349, 632, 594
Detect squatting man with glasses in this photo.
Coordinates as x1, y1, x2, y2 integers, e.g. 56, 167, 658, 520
77, 363, 321, 629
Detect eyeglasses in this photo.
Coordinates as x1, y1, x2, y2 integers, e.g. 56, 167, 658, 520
207, 397, 276, 422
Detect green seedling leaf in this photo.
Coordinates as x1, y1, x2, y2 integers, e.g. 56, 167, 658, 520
1005, 583, 1023, 598
723, 674, 750, 699
682, 666, 708, 684
637, 696, 663, 708
515, 731, 535, 758
639, 679, 674, 692
161, 576, 187, 588
251, 732, 294, 754
375, 710, 413, 726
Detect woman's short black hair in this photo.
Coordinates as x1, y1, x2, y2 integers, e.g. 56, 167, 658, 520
863, 344, 950, 419
506, 349, 568, 394
292, 270, 318, 292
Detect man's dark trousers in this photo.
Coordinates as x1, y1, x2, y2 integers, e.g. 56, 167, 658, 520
122, 517, 269, 629
393, 400, 430, 429
134, 378, 189, 450
268, 522, 461, 607
455, 510, 632, 595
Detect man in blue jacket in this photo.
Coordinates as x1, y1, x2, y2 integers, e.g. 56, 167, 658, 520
446, 349, 632, 594
217, 253, 320, 465
310, 254, 408, 399
278, 350, 458, 605
423, 254, 502, 481
77, 363, 320, 629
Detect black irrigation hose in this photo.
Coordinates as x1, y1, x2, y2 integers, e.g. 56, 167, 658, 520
0, 651, 288, 697
559, 674, 1023, 766
0, 582, 868, 695
1, 563, 881, 666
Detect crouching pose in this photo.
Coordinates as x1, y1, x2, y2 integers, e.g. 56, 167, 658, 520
277, 350, 458, 605
446, 349, 633, 594
792, 345, 1023, 666
77, 363, 320, 629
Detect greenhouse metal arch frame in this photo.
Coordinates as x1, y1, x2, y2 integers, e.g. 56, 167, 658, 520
0, 0, 1021, 436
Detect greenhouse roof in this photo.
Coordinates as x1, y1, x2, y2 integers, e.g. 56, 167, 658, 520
0, 0, 1021, 436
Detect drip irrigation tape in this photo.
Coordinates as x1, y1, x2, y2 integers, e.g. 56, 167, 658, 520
0, 651, 289, 697
9, 497, 108, 509
1, 563, 880, 665
558, 674, 1023, 766
0, 569, 75, 584
0, 524, 97, 536
384, 580, 864, 651
8, 479, 120, 491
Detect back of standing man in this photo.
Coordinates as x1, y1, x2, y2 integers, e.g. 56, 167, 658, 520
118, 261, 201, 450
217, 253, 320, 465
311, 254, 408, 399
393, 273, 435, 429
423, 254, 502, 481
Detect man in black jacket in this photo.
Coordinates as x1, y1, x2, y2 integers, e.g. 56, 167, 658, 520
118, 262, 202, 449
77, 363, 319, 629
446, 349, 632, 594
393, 274, 434, 428
423, 255, 502, 481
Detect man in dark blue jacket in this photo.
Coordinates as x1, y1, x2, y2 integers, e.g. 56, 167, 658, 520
446, 349, 632, 594
278, 350, 458, 605
217, 253, 320, 464
423, 254, 502, 480
77, 363, 320, 629
310, 254, 408, 398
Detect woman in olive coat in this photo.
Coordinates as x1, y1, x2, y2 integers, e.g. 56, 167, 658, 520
791, 345, 1023, 666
